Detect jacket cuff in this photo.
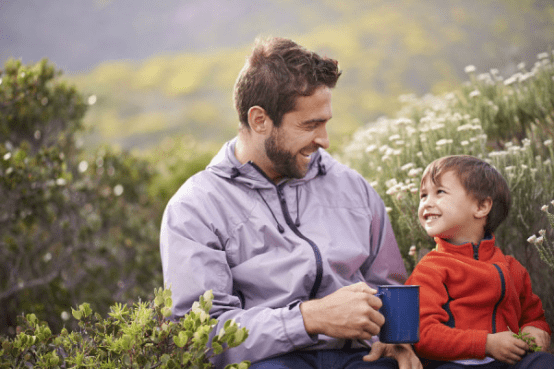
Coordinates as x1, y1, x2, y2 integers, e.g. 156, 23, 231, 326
280, 300, 319, 348
471, 330, 489, 359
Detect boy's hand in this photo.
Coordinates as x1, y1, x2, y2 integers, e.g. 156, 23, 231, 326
485, 332, 529, 364
521, 326, 551, 351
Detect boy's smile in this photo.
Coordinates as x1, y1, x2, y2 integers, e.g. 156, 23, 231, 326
418, 170, 487, 245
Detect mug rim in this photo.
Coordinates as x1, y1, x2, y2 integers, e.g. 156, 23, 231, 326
377, 284, 419, 288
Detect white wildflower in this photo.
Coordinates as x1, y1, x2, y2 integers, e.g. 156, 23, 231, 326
114, 184, 124, 196
365, 145, 377, 153
544, 139, 552, 146
88, 95, 97, 105
389, 134, 401, 141
539, 229, 546, 236
385, 179, 398, 188
464, 65, 476, 74
56, 178, 67, 186
527, 235, 537, 244
385, 207, 392, 213
504, 75, 519, 86
436, 139, 453, 146
541, 205, 549, 212
401, 163, 415, 171
517, 62, 526, 70
3, 152, 11, 160
461, 140, 469, 146
469, 90, 481, 98
537, 52, 549, 60
43, 253, 52, 262
408, 168, 423, 177
409, 246, 416, 256
536, 236, 544, 244
78, 160, 89, 173
61, 311, 70, 321
457, 124, 473, 132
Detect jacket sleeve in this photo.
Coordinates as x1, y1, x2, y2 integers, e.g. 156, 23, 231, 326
160, 191, 318, 367
506, 256, 552, 335
406, 257, 489, 361
359, 180, 408, 286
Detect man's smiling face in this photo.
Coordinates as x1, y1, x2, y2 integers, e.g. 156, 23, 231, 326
263, 86, 332, 181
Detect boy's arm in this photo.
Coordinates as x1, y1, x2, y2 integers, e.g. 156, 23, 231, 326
505, 256, 552, 350
406, 258, 489, 361
506, 256, 552, 335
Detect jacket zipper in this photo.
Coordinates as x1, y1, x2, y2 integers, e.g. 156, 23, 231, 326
276, 183, 324, 300
473, 242, 506, 333
249, 162, 323, 300
491, 264, 506, 333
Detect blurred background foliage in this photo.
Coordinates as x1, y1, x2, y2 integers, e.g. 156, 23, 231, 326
1, 0, 554, 343
50, 0, 554, 153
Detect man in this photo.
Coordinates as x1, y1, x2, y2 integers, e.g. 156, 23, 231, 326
160, 37, 421, 368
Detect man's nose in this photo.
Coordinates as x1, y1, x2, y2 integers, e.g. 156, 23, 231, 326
314, 125, 330, 150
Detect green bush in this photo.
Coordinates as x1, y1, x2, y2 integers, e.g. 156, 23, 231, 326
0, 288, 249, 369
340, 50, 554, 334
0, 59, 163, 336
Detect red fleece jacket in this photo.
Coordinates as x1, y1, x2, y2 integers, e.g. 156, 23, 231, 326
406, 235, 551, 361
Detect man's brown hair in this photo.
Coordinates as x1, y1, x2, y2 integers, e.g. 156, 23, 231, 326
421, 155, 511, 233
233, 37, 341, 128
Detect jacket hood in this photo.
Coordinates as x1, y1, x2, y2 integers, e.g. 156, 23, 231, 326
206, 137, 331, 189
435, 233, 496, 261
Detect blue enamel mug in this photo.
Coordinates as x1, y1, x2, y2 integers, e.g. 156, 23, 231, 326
376, 285, 420, 343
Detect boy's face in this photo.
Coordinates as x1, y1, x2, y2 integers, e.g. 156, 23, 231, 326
418, 170, 486, 245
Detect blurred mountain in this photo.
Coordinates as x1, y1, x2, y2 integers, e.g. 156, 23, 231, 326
2, 0, 553, 151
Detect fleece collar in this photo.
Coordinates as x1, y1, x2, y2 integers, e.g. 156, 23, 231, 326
435, 233, 497, 261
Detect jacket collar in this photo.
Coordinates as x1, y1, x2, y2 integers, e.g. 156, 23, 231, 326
435, 233, 496, 261
207, 137, 330, 189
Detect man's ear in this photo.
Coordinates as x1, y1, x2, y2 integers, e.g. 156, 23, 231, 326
247, 106, 271, 134
475, 197, 493, 219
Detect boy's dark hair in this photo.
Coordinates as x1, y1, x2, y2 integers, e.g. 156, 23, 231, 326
421, 155, 511, 233
233, 36, 341, 128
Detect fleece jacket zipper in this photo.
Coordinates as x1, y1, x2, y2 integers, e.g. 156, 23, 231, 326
472, 241, 506, 333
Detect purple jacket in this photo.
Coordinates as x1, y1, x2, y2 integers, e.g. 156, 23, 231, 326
160, 138, 407, 367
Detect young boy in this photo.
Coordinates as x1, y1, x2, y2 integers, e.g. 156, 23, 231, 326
406, 155, 553, 368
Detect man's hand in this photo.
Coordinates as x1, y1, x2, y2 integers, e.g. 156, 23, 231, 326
300, 282, 384, 340
521, 326, 551, 351
486, 332, 529, 364
363, 342, 422, 369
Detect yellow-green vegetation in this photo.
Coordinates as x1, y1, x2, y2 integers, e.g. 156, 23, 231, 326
65, 0, 554, 152
512, 330, 542, 353
0, 289, 250, 369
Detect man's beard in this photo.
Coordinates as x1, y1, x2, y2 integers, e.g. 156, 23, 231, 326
264, 130, 309, 179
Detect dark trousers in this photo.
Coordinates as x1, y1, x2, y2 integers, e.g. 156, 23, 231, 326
425, 352, 554, 369
250, 348, 398, 369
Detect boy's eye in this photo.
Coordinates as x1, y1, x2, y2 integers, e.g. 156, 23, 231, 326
419, 193, 427, 199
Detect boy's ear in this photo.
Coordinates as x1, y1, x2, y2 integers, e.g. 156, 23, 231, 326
475, 197, 493, 219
